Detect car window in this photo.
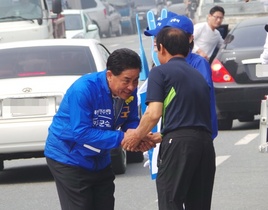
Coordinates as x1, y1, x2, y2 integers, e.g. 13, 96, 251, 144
167, 0, 184, 3
0, 0, 43, 20
226, 25, 267, 50
81, 0, 97, 8
135, 0, 156, 6
65, 0, 98, 9
64, 14, 83, 30
0, 46, 97, 79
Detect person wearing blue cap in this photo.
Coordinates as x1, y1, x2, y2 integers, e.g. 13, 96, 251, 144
144, 12, 218, 141
122, 27, 215, 210
140, 12, 217, 210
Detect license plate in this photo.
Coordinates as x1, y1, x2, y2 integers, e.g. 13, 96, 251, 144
256, 64, 268, 78
2, 97, 54, 117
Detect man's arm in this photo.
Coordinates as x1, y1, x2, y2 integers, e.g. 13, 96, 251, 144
121, 101, 163, 151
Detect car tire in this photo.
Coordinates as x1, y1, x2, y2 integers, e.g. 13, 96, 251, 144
111, 147, 126, 175
115, 23, 122, 37
218, 118, 233, 130
0, 160, 3, 171
126, 151, 144, 163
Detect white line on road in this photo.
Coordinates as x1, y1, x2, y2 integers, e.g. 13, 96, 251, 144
109, 44, 119, 47
234, 133, 259, 145
216, 155, 230, 167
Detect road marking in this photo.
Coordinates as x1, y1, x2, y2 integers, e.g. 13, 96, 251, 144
110, 44, 119, 47
235, 133, 259, 145
216, 155, 230, 167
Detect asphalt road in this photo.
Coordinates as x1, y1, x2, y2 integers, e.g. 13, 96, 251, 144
0, 118, 267, 210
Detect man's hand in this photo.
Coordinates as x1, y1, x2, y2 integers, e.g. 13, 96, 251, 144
136, 132, 162, 152
121, 130, 162, 152
146, 132, 162, 144
121, 129, 142, 151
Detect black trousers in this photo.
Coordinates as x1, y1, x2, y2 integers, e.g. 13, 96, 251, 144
46, 157, 115, 210
156, 128, 216, 210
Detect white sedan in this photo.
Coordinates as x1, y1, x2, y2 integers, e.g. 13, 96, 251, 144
0, 38, 143, 174
62, 9, 101, 40
0, 39, 109, 170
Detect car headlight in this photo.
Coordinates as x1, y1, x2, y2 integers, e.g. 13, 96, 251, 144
72, 32, 85, 39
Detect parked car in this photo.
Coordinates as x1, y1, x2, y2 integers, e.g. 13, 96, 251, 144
0, 39, 143, 174
105, 0, 136, 34
134, 0, 167, 29
63, 0, 121, 38
210, 16, 268, 130
62, 9, 100, 40
166, 0, 187, 16
102, 2, 122, 37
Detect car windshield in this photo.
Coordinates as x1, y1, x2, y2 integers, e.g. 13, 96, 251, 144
0, 46, 97, 79
0, 0, 43, 21
226, 24, 267, 50
168, 0, 184, 3
64, 14, 83, 30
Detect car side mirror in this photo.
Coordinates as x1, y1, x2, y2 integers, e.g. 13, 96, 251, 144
87, 24, 98, 32
224, 34, 234, 44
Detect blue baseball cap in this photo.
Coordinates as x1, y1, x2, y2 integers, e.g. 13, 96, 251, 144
144, 14, 194, 36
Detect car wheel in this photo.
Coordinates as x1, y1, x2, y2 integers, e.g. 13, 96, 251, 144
111, 146, 126, 175
0, 160, 3, 171
105, 24, 112, 38
218, 118, 233, 130
127, 151, 144, 163
115, 23, 122, 37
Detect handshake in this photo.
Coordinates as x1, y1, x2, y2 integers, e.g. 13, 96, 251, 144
121, 129, 162, 152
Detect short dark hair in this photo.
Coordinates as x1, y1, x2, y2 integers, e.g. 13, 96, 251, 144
209, 5, 225, 16
156, 27, 189, 57
106, 48, 141, 76
185, 32, 194, 50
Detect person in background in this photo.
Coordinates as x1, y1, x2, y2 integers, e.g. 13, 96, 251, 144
260, 24, 268, 64
192, 5, 225, 62
44, 48, 158, 210
122, 27, 216, 210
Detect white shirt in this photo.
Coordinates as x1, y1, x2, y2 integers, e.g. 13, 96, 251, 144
260, 33, 268, 64
193, 22, 224, 58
